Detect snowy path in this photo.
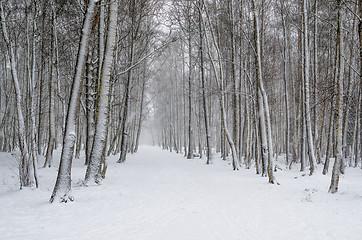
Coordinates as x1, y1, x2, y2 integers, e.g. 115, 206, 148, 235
1, 145, 362, 240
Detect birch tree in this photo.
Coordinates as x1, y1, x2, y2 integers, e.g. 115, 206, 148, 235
186, 0, 194, 160
329, 0, 344, 193
252, 0, 275, 183
50, 0, 98, 203
302, 0, 317, 175
198, 0, 212, 164
85, 0, 118, 184
280, 0, 290, 165
229, 0, 239, 161
44, 3, 57, 168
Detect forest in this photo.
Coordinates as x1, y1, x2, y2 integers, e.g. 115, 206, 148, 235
0, 0, 361, 202
1, 0, 362, 239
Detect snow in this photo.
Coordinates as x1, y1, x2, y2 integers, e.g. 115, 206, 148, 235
1, 146, 362, 240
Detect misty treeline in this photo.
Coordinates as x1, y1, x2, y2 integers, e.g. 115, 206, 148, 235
152, 0, 361, 192
0, 0, 361, 202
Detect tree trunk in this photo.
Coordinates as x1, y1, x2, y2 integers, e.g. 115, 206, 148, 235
281, 0, 290, 165
252, 0, 275, 183
199, 0, 211, 164
118, 0, 136, 163
187, 11, 193, 160
329, 0, 344, 193
30, 10, 39, 188
229, 0, 238, 159
302, 0, 317, 175
313, 0, 318, 143
358, 0, 362, 169
84, 0, 117, 184
85, 47, 95, 165
44, 6, 57, 168
50, 0, 97, 202
323, 102, 334, 175
134, 64, 147, 153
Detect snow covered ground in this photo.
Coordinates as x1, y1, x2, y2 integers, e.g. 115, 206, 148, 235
1, 145, 362, 240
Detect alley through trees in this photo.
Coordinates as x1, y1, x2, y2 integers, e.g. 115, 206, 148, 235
1, 146, 361, 240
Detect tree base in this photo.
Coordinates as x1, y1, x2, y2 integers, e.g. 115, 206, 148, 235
50, 194, 74, 203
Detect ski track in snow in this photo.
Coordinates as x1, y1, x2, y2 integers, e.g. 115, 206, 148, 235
1, 145, 362, 240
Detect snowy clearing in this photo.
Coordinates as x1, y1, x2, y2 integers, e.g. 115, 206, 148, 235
1, 145, 362, 240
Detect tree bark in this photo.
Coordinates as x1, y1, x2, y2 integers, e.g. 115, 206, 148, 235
118, 0, 136, 163
329, 0, 344, 193
358, 0, 362, 169
134, 64, 147, 153
44, 5, 57, 168
280, 0, 290, 165
323, 102, 334, 175
199, 0, 211, 164
187, 6, 193, 160
229, 0, 238, 159
84, 0, 117, 184
50, 0, 97, 202
252, 0, 275, 183
302, 0, 317, 175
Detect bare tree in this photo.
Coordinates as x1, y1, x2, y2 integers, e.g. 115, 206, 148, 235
329, 0, 344, 194
85, 0, 118, 184
252, 0, 275, 183
50, 0, 98, 203
302, 0, 317, 175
